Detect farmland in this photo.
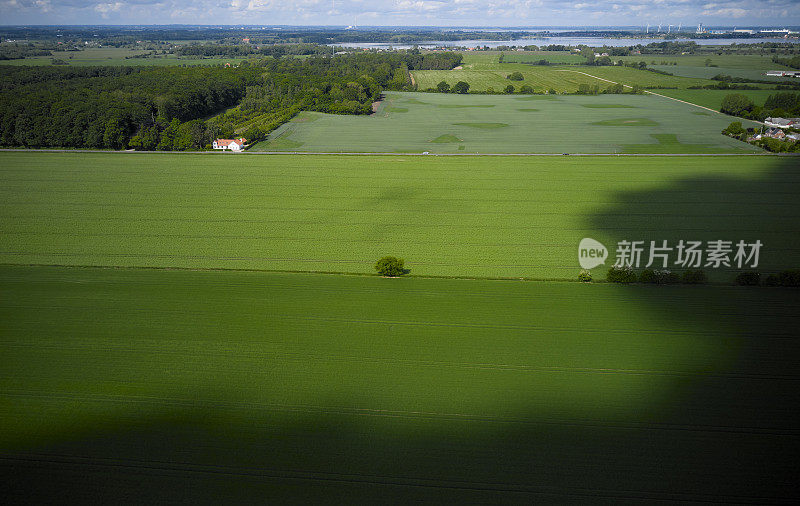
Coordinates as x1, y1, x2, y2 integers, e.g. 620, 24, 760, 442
652, 88, 789, 111
0, 47, 254, 66
254, 91, 759, 154
1, 152, 797, 282
617, 53, 795, 83
2, 265, 799, 502
412, 63, 716, 93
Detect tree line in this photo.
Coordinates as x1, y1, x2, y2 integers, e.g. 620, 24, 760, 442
0, 51, 461, 150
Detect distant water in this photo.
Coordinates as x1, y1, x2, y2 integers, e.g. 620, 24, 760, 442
335, 36, 795, 49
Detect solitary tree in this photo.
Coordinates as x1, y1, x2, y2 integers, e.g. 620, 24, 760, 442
507, 71, 524, 81
452, 81, 470, 94
375, 256, 405, 277
504, 85, 515, 94
436, 80, 451, 93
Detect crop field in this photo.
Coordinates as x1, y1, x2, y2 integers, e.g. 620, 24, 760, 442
2, 151, 797, 282
618, 53, 795, 83
254, 91, 758, 154
653, 88, 787, 111
2, 264, 799, 502
1, 47, 251, 66
412, 61, 717, 93
497, 50, 586, 64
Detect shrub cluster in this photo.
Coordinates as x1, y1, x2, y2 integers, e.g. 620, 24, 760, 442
375, 256, 405, 277
606, 266, 638, 283
741, 270, 800, 287
606, 267, 707, 285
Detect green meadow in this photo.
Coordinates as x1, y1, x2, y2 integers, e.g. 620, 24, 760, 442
653, 88, 788, 111
2, 151, 797, 281
254, 91, 759, 154
2, 265, 798, 502
1, 47, 250, 66
618, 53, 795, 83
412, 55, 717, 93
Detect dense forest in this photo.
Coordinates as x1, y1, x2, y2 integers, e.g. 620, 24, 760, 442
0, 51, 461, 150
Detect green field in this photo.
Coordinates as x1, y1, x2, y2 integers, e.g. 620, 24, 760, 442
618, 53, 794, 83
2, 265, 798, 502
2, 151, 797, 281
498, 50, 586, 64
1, 47, 251, 67
652, 88, 787, 111
254, 91, 759, 154
412, 59, 717, 93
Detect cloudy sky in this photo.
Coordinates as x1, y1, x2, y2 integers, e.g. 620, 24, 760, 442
2, 0, 799, 27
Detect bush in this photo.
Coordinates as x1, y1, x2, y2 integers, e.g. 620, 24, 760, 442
507, 71, 524, 81
504, 85, 515, 94
578, 270, 592, 283
519, 85, 534, 94
735, 271, 760, 286
681, 269, 707, 284
452, 81, 470, 94
436, 80, 450, 93
638, 269, 657, 283
639, 269, 679, 284
778, 269, 800, 287
722, 121, 745, 137
606, 266, 637, 283
375, 256, 405, 277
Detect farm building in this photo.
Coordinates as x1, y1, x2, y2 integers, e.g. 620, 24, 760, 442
764, 117, 799, 128
765, 70, 800, 77
213, 138, 247, 151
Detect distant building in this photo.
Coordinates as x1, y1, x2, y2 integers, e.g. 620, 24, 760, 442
766, 70, 800, 77
764, 117, 799, 129
213, 138, 248, 151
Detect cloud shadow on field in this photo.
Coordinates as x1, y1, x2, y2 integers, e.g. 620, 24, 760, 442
2, 157, 800, 502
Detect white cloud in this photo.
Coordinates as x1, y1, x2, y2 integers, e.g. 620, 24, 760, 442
3, 0, 800, 25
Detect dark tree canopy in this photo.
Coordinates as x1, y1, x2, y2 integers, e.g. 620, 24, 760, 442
452, 81, 470, 94
375, 256, 405, 277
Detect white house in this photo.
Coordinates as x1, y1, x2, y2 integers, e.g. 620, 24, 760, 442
213, 138, 247, 151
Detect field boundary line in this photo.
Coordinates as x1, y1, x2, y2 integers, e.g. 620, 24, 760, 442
552, 69, 770, 123
1, 149, 788, 156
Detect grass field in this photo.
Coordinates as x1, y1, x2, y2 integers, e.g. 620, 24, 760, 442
2, 151, 797, 281
498, 51, 586, 64
618, 53, 794, 83
1, 47, 251, 67
413, 64, 716, 93
652, 88, 787, 111
254, 91, 759, 154
2, 265, 799, 502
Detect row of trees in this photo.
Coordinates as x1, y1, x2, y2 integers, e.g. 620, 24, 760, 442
720, 92, 800, 121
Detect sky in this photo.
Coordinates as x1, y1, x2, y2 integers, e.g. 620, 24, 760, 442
2, 0, 799, 27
